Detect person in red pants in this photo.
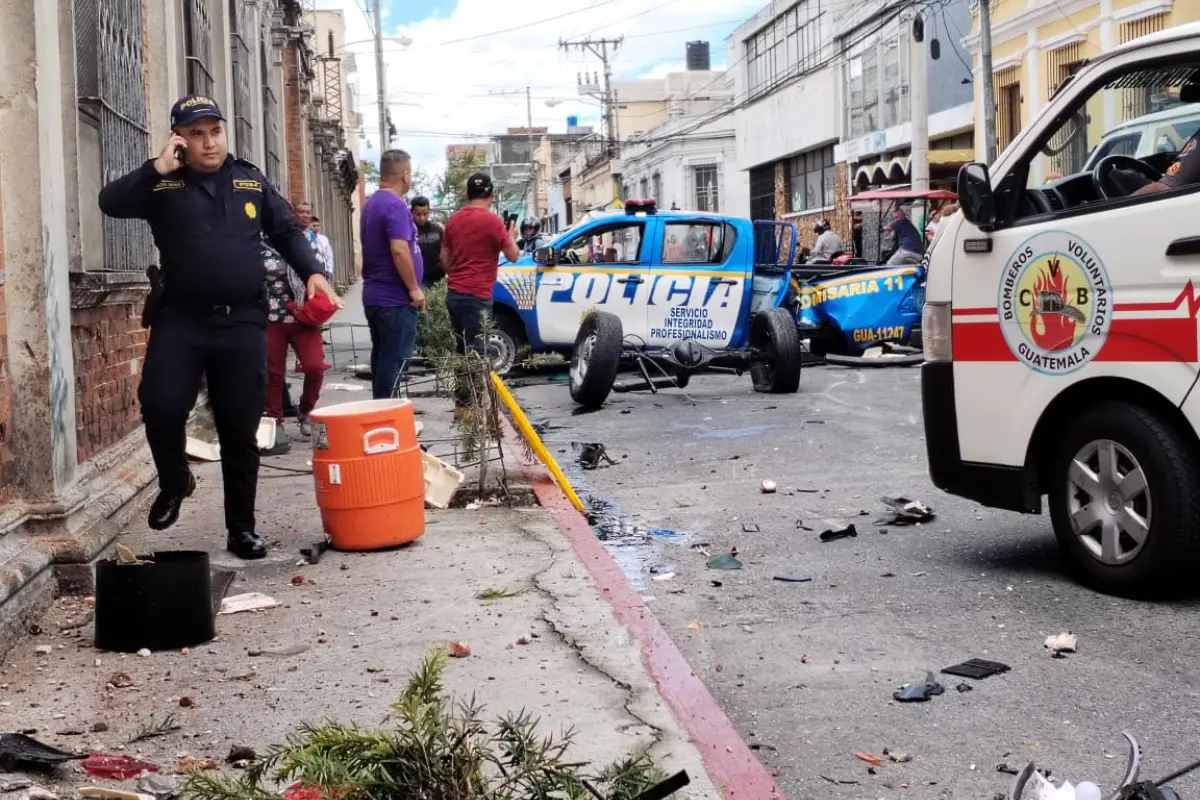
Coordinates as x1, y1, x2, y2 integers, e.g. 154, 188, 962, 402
263, 240, 326, 437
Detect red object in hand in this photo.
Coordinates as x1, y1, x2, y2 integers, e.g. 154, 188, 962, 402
289, 292, 338, 328
81, 753, 159, 780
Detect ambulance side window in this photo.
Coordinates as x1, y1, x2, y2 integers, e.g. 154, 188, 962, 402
1003, 59, 1200, 225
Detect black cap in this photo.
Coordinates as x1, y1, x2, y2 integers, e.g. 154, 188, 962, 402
170, 94, 225, 129
466, 172, 494, 199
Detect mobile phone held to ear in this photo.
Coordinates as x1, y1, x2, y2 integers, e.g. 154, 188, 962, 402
174, 145, 186, 165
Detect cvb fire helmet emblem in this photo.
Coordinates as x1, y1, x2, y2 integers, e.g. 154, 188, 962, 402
997, 230, 1112, 375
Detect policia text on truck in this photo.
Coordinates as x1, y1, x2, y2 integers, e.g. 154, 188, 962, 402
98, 94, 340, 561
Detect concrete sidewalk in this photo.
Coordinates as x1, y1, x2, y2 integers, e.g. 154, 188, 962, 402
0, 379, 722, 799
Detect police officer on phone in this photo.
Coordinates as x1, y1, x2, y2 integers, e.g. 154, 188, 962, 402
99, 94, 340, 560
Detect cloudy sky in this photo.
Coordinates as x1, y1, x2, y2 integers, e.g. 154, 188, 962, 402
317, 0, 768, 179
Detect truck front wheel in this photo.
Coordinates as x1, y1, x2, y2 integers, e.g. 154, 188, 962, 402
1047, 401, 1200, 596
749, 308, 802, 394
569, 311, 623, 409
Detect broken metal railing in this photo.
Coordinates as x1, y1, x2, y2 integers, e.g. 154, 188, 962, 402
388, 352, 508, 500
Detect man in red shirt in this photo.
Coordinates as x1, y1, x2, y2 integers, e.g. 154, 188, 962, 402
439, 172, 520, 407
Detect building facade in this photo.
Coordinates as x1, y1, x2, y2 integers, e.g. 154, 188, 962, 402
729, 0, 849, 247
833, 0, 975, 197
620, 69, 745, 216
0, 0, 360, 642
967, 0, 1200, 180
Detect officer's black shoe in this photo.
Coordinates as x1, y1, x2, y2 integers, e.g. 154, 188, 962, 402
148, 473, 196, 531
226, 530, 267, 560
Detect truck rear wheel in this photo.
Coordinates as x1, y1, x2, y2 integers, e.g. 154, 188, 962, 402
569, 311, 622, 409
749, 308, 802, 394
1047, 401, 1200, 596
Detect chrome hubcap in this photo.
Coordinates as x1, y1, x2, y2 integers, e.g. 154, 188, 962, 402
1066, 439, 1152, 566
487, 332, 517, 376
571, 333, 596, 385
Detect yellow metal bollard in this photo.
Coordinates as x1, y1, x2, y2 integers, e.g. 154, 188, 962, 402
490, 372, 585, 513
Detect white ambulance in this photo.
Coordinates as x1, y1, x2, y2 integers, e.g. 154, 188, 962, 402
922, 23, 1200, 595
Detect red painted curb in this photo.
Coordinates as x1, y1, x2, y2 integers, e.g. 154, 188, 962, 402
500, 422, 785, 799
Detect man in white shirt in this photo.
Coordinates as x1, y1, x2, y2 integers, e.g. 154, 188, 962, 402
310, 217, 335, 279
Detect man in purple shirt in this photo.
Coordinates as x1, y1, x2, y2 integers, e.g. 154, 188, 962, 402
361, 149, 425, 399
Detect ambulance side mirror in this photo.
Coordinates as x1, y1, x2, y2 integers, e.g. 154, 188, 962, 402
958, 163, 997, 232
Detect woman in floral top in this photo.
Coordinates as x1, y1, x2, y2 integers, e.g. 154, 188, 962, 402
263, 239, 326, 434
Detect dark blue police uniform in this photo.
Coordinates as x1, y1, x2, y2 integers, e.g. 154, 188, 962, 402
98, 95, 324, 559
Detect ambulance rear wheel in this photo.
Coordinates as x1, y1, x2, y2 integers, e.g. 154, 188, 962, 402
569, 311, 622, 409
1048, 401, 1200, 597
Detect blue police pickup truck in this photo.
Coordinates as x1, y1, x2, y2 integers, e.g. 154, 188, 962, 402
489, 199, 805, 408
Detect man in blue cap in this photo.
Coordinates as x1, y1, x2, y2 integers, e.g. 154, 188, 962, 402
99, 94, 341, 560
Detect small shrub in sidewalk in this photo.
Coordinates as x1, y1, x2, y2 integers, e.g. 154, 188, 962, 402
184, 648, 666, 800
416, 279, 457, 364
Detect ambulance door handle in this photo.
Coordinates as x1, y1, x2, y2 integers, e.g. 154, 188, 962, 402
709, 278, 737, 286
616, 276, 643, 284
1166, 237, 1200, 257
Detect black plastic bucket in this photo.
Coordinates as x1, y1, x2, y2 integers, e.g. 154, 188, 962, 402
94, 550, 216, 652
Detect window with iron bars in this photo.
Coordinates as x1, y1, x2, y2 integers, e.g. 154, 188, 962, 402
184, 0, 215, 97
74, 0, 154, 271
689, 163, 721, 212
228, 0, 254, 161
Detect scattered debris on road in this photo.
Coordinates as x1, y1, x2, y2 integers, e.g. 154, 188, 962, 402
819, 521, 858, 542
942, 658, 1011, 680
574, 442, 616, 470
127, 714, 181, 744
876, 496, 935, 526
708, 550, 742, 570
773, 575, 812, 583
0, 733, 80, 770
79, 787, 156, 800
820, 775, 859, 786
1044, 632, 1078, 657
218, 593, 281, 615
893, 671, 945, 702
448, 641, 472, 658
299, 540, 329, 565
956, 683, 974, 693
759, 480, 778, 494
855, 752, 885, 767
741, 521, 759, 533
80, 754, 159, 780
885, 749, 912, 763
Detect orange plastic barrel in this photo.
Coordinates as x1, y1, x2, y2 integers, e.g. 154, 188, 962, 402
308, 399, 425, 550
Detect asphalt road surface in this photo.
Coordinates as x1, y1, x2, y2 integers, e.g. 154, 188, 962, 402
510, 364, 1200, 800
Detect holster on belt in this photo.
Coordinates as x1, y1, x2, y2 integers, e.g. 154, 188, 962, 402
141, 264, 165, 329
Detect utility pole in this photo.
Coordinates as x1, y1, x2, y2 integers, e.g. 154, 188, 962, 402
373, 0, 388, 151
526, 86, 535, 218
910, 12, 929, 193
489, 86, 539, 218
559, 36, 623, 158
979, 0, 997, 164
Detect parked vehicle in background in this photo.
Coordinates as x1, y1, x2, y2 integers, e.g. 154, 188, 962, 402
1081, 103, 1200, 172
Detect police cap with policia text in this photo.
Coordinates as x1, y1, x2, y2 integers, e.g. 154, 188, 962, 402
170, 95, 226, 129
